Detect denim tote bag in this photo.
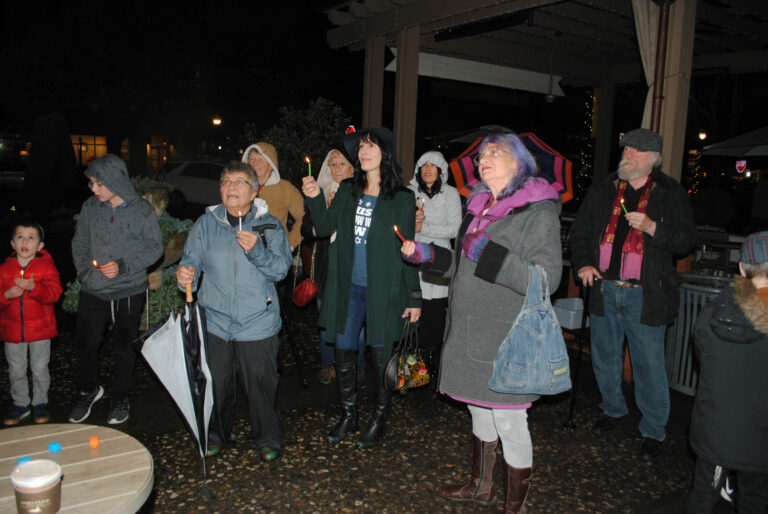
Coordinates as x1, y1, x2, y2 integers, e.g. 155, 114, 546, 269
488, 263, 572, 395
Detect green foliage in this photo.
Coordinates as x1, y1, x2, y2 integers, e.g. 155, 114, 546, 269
158, 212, 194, 244
142, 265, 186, 327
61, 278, 81, 313
244, 97, 352, 188
130, 176, 174, 194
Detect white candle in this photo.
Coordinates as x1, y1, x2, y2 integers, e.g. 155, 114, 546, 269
238, 211, 243, 231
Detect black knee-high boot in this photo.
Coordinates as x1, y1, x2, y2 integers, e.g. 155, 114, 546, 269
356, 345, 392, 449
326, 348, 359, 444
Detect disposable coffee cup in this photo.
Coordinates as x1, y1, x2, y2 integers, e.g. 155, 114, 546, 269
10, 459, 62, 514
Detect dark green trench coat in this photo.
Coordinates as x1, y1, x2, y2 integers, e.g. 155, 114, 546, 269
306, 180, 422, 361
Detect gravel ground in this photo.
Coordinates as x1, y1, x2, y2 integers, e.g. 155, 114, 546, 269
1, 303, 736, 513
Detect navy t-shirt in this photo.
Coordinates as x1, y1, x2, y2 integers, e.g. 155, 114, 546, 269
351, 194, 377, 286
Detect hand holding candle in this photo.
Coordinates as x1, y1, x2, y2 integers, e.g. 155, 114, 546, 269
393, 225, 407, 243
305, 156, 312, 177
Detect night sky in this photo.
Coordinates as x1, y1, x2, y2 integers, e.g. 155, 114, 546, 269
2, 1, 766, 179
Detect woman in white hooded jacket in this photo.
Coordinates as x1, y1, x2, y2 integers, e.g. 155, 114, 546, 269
407, 151, 462, 371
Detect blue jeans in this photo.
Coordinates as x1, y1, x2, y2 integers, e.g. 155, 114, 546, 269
318, 298, 366, 369
590, 280, 669, 441
335, 284, 381, 352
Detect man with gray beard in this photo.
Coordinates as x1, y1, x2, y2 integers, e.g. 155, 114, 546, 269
570, 129, 697, 461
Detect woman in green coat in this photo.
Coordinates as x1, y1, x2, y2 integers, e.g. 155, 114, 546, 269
302, 126, 422, 449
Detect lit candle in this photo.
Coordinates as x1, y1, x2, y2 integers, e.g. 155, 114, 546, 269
620, 198, 628, 214
305, 156, 312, 177
20, 269, 24, 279
420, 198, 425, 213
92, 260, 99, 268
393, 225, 407, 243
89, 436, 99, 448
238, 211, 242, 231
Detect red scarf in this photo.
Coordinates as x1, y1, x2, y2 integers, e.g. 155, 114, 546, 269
599, 177, 652, 281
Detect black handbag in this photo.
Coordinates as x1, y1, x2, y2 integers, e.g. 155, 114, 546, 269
384, 318, 430, 393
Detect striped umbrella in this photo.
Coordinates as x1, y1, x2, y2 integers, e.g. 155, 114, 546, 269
449, 132, 573, 203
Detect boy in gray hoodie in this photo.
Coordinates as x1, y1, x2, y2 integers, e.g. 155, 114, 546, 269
69, 154, 163, 425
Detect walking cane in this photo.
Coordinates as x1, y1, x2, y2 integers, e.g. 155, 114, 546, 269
563, 284, 590, 431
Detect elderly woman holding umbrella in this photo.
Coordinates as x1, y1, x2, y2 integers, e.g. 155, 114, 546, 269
176, 161, 292, 460
301, 126, 422, 449
401, 133, 562, 512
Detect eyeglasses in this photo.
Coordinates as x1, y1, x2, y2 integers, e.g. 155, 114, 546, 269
473, 147, 512, 166
220, 179, 252, 189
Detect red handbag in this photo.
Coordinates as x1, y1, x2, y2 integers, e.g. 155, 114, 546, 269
292, 244, 319, 307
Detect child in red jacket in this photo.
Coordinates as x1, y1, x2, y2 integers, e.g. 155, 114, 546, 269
0, 222, 62, 425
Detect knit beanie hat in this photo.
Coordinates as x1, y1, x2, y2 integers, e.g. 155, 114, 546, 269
741, 231, 768, 265
255, 142, 278, 172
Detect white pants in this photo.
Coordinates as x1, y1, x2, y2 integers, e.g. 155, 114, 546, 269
468, 404, 533, 468
4, 340, 50, 407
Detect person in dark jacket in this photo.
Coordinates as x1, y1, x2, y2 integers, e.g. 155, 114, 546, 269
300, 149, 365, 385
569, 128, 697, 460
70, 154, 163, 425
1, 222, 63, 425
685, 232, 768, 513
302, 126, 421, 449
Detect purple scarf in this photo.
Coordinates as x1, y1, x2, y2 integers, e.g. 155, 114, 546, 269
463, 178, 560, 258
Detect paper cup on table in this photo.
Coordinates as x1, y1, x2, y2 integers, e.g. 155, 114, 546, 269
10, 459, 62, 513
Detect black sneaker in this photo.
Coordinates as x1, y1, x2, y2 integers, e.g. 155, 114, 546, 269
592, 415, 622, 435
68, 386, 104, 423
107, 398, 129, 425
640, 437, 663, 461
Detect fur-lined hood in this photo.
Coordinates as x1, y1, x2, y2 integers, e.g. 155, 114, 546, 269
710, 275, 768, 342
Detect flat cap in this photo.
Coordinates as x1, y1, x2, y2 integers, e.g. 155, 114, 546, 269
619, 128, 663, 152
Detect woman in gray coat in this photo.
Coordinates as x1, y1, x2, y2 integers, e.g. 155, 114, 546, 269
402, 133, 562, 513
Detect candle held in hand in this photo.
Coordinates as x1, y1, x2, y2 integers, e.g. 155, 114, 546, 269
92, 260, 99, 268
393, 225, 407, 243
304, 156, 312, 177
238, 211, 243, 232
20, 269, 24, 279
620, 198, 628, 214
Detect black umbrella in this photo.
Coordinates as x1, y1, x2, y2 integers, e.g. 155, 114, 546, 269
138, 284, 213, 475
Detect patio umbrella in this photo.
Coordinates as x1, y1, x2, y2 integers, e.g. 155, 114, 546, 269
138, 285, 213, 474
702, 126, 768, 157
448, 130, 574, 202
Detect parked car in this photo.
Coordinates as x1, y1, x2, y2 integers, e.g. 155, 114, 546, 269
163, 161, 225, 208
0, 161, 25, 190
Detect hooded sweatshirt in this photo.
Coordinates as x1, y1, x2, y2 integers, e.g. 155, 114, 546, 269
407, 151, 462, 299
179, 198, 292, 341
72, 154, 163, 301
242, 143, 304, 249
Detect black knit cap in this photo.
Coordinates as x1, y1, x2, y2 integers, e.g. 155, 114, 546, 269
619, 128, 663, 152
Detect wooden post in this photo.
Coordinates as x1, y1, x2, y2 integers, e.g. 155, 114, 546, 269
393, 26, 420, 180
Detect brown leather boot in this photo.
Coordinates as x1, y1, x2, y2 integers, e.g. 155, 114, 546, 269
503, 463, 532, 513
436, 435, 497, 506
